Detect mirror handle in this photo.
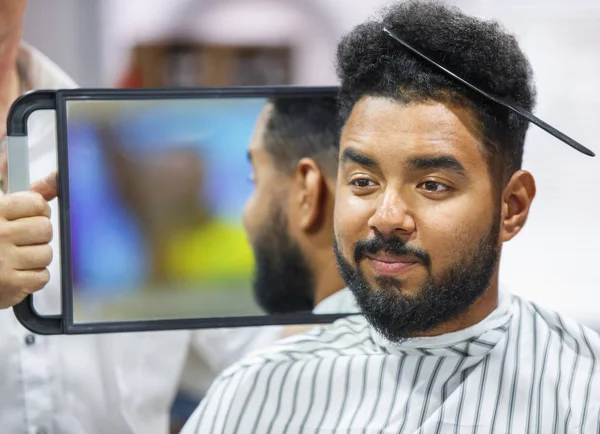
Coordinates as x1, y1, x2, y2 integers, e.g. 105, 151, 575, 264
8, 90, 64, 335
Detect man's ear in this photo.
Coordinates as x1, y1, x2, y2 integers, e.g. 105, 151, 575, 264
500, 170, 536, 242
292, 157, 329, 233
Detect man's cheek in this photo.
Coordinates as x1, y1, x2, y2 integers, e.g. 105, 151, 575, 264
333, 231, 353, 263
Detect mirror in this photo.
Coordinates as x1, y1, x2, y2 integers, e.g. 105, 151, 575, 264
10, 87, 354, 334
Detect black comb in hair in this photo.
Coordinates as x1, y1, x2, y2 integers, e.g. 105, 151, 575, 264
383, 26, 594, 157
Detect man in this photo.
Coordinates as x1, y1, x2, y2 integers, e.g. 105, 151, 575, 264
181, 2, 600, 433
243, 96, 354, 314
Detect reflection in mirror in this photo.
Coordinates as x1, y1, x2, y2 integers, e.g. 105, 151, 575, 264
66, 98, 272, 323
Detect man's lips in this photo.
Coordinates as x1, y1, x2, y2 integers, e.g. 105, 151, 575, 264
364, 253, 419, 276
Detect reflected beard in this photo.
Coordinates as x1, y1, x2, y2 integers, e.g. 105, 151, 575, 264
333, 217, 500, 343
251, 206, 314, 314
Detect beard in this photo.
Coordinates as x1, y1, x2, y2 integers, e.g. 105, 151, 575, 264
334, 213, 500, 343
251, 205, 314, 314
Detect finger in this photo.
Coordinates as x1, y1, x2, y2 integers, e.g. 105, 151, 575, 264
0, 191, 51, 220
0, 289, 31, 309
30, 171, 58, 201
13, 244, 53, 269
0, 216, 53, 246
13, 268, 51, 294
0, 286, 38, 309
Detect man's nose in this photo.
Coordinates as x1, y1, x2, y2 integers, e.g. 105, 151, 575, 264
367, 189, 416, 239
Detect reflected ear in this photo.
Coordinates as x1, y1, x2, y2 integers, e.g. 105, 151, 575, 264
500, 170, 536, 242
293, 158, 328, 233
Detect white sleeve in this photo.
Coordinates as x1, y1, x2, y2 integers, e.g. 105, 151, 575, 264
190, 326, 284, 374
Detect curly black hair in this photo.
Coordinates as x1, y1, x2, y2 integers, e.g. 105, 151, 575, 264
336, 0, 537, 183
264, 96, 339, 178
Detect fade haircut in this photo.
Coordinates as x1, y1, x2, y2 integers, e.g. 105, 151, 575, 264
263, 96, 339, 178
336, 0, 537, 184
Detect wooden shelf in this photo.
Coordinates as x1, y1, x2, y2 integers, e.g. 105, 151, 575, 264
118, 41, 292, 88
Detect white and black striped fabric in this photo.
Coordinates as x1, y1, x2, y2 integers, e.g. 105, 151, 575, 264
182, 293, 600, 433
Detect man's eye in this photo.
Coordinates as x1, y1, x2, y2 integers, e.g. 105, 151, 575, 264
350, 178, 376, 188
418, 181, 449, 192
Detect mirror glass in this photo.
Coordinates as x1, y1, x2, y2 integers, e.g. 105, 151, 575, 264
64, 97, 282, 323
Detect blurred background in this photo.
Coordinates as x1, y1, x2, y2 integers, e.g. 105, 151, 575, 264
21, 0, 600, 432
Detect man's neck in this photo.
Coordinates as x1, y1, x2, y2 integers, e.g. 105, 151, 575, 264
312, 265, 347, 307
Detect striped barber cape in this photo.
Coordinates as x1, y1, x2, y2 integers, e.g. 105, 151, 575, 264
182, 291, 600, 433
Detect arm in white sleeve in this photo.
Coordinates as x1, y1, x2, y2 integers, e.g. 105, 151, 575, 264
189, 326, 285, 374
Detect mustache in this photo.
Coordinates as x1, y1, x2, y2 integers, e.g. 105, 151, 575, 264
353, 235, 431, 268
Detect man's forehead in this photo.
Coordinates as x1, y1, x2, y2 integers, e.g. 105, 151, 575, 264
340, 96, 484, 163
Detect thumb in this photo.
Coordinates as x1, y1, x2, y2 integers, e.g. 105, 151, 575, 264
30, 171, 58, 201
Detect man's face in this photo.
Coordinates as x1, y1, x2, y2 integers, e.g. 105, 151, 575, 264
242, 104, 314, 314
334, 96, 501, 342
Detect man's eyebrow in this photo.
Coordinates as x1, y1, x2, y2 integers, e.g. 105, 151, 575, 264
340, 148, 379, 168
405, 156, 467, 175
246, 150, 252, 162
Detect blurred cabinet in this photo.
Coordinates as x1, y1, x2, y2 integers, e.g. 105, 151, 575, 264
118, 41, 292, 87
